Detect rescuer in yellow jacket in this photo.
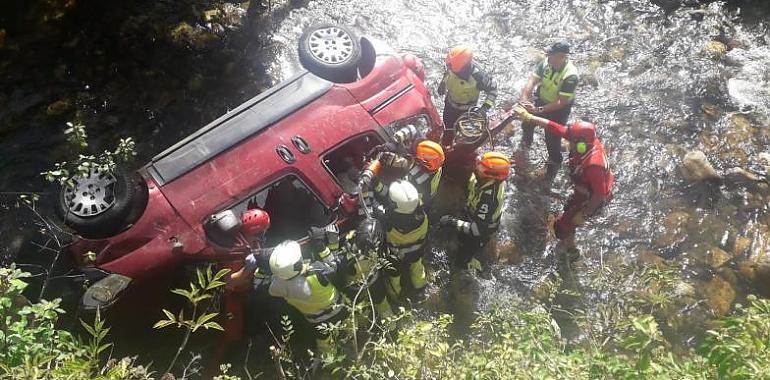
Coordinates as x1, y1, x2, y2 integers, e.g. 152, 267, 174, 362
383, 180, 430, 303
519, 42, 579, 178
440, 152, 510, 271
438, 46, 498, 146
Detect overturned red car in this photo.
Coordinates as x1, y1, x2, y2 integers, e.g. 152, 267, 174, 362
59, 25, 444, 311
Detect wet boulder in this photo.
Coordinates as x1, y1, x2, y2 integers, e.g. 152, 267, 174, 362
654, 209, 693, 248
681, 151, 720, 182
722, 167, 768, 194
699, 274, 736, 316
735, 223, 770, 297
703, 40, 728, 55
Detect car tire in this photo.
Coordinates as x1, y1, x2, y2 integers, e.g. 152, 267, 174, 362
298, 24, 362, 83
56, 168, 137, 239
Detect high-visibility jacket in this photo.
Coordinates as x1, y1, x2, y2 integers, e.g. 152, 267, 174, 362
440, 64, 498, 109
455, 173, 505, 239
385, 208, 429, 259
374, 164, 442, 209
534, 59, 579, 104
408, 164, 442, 207
269, 269, 342, 324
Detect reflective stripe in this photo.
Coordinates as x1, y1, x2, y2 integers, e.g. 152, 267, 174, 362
429, 167, 442, 199
445, 71, 480, 106
466, 173, 505, 230
538, 60, 578, 103
386, 214, 429, 247
305, 301, 344, 324
390, 242, 424, 258
284, 274, 339, 317
409, 166, 442, 203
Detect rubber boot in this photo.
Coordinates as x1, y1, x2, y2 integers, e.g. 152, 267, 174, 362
386, 274, 402, 300
375, 298, 394, 319
316, 336, 335, 356
409, 259, 428, 303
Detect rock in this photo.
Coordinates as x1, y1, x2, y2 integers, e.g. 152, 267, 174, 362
203, 9, 220, 22
703, 40, 728, 55
739, 224, 770, 296
700, 275, 735, 316
494, 239, 521, 265
723, 167, 763, 190
733, 235, 752, 255
654, 209, 692, 247
170, 22, 219, 49
672, 281, 696, 298
638, 248, 667, 267
726, 114, 754, 146
700, 102, 720, 119
705, 245, 732, 268
681, 151, 720, 182
45, 98, 73, 116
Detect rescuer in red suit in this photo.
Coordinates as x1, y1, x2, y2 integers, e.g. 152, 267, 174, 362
512, 105, 614, 256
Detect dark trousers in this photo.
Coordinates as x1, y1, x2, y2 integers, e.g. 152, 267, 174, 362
343, 275, 387, 308
441, 100, 470, 146
521, 100, 572, 165
455, 234, 491, 269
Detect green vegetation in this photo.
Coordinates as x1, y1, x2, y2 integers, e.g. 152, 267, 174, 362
2, 259, 770, 379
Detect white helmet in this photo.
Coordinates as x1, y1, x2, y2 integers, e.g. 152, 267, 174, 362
269, 240, 303, 280
388, 180, 420, 214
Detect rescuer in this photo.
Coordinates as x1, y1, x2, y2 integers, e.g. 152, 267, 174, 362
512, 105, 614, 256
518, 42, 579, 178
439, 152, 510, 271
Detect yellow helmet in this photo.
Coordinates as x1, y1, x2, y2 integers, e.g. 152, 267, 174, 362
415, 140, 445, 172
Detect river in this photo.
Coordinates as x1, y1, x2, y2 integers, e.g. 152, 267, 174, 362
1, 0, 769, 375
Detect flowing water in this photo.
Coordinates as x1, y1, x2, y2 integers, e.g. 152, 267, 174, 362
266, 0, 770, 338
2, 0, 770, 372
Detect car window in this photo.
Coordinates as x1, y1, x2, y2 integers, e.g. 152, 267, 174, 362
233, 175, 333, 247
322, 132, 384, 194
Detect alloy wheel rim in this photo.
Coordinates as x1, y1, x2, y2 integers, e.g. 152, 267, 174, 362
308, 26, 354, 65
63, 169, 117, 217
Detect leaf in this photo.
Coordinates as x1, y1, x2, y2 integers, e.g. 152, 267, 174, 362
171, 288, 192, 300
197, 268, 206, 290
153, 320, 175, 329
162, 309, 176, 322
196, 312, 219, 326
97, 343, 113, 354
80, 319, 96, 337
203, 322, 224, 331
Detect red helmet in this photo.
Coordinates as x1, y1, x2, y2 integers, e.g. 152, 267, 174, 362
241, 208, 270, 237
568, 121, 597, 144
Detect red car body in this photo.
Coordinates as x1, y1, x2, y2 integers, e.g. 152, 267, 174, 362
67, 39, 442, 311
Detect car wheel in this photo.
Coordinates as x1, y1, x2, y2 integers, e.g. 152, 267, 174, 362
57, 168, 137, 239
298, 24, 362, 83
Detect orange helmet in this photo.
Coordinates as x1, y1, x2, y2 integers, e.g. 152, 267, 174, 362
475, 152, 511, 181
414, 140, 445, 172
445, 46, 473, 73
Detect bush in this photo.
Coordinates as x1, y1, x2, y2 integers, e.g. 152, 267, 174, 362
0, 266, 152, 379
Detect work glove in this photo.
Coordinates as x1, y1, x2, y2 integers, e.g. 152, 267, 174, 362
512, 104, 532, 123
439, 215, 458, 227
309, 226, 327, 243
